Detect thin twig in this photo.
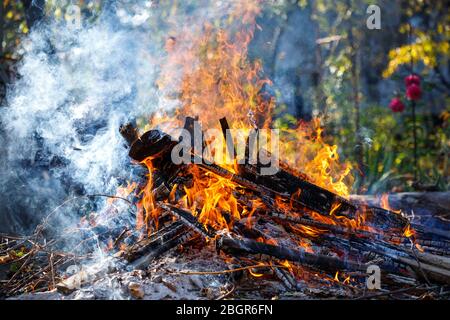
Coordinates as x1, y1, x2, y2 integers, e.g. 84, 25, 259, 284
49, 253, 56, 290
35, 194, 134, 237
355, 284, 440, 300
165, 264, 290, 276
113, 228, 129, 248
409, 238, 432, 286
6, 249, 36, 285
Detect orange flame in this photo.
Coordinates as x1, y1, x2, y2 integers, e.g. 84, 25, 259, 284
343, 275, 351, 284
380, 193, 401, 214
249, 262, 266, 278
334, 271, 340, 282
280, 120, 353, 197
137, 157, 161, 233
136, 0, 358, 237
329, 202, 342, 216
403, 224, 415, 238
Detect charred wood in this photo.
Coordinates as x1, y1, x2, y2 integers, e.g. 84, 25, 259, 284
216, 233, 366, 273
124, 221, 187, 262
119, 122, 139, 147
158, 203, 215, 238
131, 230, 196, 270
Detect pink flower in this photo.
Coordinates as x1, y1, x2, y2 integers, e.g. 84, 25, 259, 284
406, 83, 422, 101
405, 74, 421, 87
389, 97, 405, 112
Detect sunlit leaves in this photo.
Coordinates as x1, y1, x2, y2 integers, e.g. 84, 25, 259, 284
383, 32, 450, 78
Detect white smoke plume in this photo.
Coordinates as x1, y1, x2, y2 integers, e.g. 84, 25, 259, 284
0, 0, 244, 234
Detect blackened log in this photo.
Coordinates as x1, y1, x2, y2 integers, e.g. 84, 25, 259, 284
242, 163, 356, 216
131, 229, 196, 270
124, 119, 408, 231
199, 159, 407, 232
268, 210, 439, 249
239, 162, 408, 230
351, 193, 450, 241
124, 125, 185, 199
222, 212, 266, 240
129, 129, 177, 162
215, 118, 407, 228
346, 235, 450, 284
182, 116, 202, 150
215, 117, 355, 217
350, 192, 450, 220
124, 221, 186, 262
158, 203, 215, 238
414, 225, 450, 241
216, 234, 366, 273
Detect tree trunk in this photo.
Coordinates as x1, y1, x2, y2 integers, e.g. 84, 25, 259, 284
346, 1, 364, 191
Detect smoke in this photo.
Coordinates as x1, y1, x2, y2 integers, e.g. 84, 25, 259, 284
0, 1, 245, 234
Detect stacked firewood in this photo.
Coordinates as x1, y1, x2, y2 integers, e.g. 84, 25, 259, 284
116, 117, 450, 293
2, 118, 449, 299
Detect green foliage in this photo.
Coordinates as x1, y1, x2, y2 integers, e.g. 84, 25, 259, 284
298, 0, 449, 193
1, 0, 28, 59
383, 30, 450, 78
350, 104, 449, 193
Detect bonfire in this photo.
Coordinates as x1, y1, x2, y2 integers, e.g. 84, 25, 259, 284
0, 0, 449, 301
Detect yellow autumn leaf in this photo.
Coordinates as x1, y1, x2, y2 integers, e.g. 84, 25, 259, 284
383, 36, 449, 78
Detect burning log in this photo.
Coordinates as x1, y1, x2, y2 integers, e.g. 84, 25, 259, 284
158, 203, 215, 238
127, 129, 177, 162
351, 193, 450, 241
219, 117, 237, 161
116, 118, 450, 291
123, 210, 201, 270
350, 192, 450, 220
216, 233, 366, 273
217, 117, 409, 231
267, 209, 450, 255
129, 117, 409, 233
